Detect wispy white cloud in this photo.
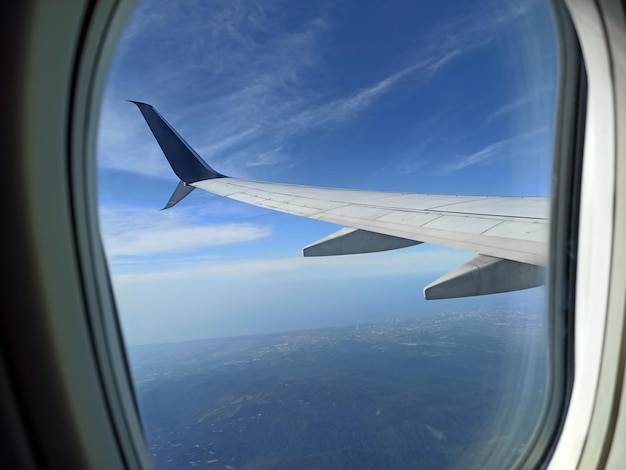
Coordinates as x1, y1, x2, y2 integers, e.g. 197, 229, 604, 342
486, 86, 554, 123
437, 128, 548, 174
100, 205, 272, 257
273, 61, 428, 137
98, 0, 535, 179
112, 248, 471, 284
382, 107, 459, 176
487, 95, 535, 122
244, 147, 287, 167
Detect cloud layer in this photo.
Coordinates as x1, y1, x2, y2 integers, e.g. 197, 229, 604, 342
101, 206, 272, 257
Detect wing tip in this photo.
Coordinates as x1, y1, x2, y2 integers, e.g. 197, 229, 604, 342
128, 100, 151, 107
131, 101, 227, 183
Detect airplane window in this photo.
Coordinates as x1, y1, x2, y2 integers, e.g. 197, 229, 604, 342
98, 0, 562, 468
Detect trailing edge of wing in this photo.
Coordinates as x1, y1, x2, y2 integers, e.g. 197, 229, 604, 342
130, 101, 226, 183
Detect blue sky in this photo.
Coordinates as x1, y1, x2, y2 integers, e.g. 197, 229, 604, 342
98, 0, 558, 345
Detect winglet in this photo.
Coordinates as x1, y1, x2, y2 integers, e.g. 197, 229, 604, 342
130, 101, 226, 183
161, 181, 196, 210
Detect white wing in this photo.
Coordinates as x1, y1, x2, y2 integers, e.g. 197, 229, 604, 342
133, 101, 547, 299
194, 178, 548, 266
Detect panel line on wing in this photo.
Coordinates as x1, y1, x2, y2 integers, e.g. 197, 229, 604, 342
198, 179, 548, 222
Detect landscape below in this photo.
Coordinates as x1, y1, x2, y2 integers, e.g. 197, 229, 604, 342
129, 305, 546, 470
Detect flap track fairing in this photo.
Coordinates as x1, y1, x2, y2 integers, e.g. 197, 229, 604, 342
303, 227, 422, 257
424, 254, 545, 300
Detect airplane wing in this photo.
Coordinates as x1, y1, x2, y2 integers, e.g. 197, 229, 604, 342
132, 101, 547, 299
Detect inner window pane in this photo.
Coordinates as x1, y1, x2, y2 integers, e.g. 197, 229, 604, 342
98, 0, 558, 468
